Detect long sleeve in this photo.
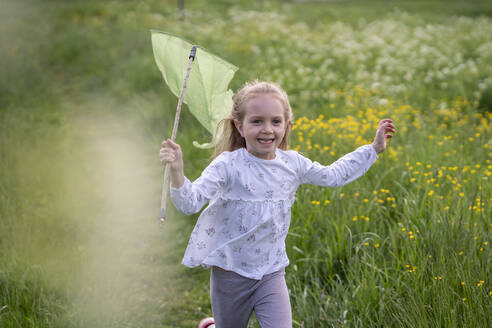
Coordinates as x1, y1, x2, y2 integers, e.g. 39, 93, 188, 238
296, 144, 378, 187
170, 153, 229, 215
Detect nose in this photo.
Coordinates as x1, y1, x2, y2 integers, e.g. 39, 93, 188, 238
261, 122, 274, 134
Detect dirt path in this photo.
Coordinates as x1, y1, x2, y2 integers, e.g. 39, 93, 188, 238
61, 112, 211, 327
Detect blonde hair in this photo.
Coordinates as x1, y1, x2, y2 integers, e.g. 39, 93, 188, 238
212, 80, 294, 158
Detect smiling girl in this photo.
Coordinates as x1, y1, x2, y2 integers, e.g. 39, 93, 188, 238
160, 80, 395, 328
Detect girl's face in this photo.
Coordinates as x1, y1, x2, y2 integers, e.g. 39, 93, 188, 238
234, 95, 287, 160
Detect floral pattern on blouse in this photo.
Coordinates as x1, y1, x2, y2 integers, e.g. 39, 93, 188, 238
170, 145, 378, 280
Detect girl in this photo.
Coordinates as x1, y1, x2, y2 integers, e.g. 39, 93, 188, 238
160, 80, 395, 328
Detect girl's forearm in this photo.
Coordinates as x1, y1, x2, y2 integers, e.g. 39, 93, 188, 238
372, 142, 382, 154
170, 165, 185, 188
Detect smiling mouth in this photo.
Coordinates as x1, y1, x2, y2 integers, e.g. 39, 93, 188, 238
257, 138, 274, 144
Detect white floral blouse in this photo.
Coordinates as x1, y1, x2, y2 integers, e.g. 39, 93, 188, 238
170, 145, 378, 280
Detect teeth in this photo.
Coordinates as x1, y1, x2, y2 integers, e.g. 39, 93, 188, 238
258, 139, 273, 144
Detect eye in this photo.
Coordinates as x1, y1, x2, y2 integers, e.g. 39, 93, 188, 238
252, 119, 261, 124
273, 119, 282, 125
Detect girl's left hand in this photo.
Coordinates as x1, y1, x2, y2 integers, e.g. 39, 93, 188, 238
372, 119, 395, 154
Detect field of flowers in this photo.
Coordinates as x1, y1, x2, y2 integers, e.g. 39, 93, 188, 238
0, 0, 490, 327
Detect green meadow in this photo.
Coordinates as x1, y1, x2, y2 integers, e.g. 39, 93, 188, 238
1, 0, 491, 327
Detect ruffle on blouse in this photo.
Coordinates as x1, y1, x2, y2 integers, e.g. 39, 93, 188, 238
170, 177, 297, 214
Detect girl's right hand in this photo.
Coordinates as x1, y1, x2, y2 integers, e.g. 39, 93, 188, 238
160, 139, 184, 171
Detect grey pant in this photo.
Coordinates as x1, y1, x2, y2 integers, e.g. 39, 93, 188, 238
210, 266, 292, 328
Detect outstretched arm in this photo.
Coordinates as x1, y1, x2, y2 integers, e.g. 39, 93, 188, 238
298, 144, 378, 187
297, 119, 396, 187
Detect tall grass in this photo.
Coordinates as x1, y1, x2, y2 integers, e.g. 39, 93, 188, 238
287, 94, 490, 326
1, 0, 491, 327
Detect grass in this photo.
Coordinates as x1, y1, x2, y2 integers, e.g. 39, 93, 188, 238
1, 0, 491, 327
